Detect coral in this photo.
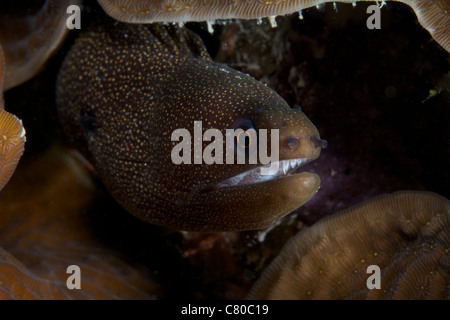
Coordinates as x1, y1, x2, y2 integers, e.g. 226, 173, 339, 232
247, 191, 450, 299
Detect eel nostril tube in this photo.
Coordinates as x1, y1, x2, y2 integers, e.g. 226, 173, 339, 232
310, 136, 327, 149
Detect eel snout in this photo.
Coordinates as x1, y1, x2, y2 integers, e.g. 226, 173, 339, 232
216, 121, 324, 190
185, 111, 325, 232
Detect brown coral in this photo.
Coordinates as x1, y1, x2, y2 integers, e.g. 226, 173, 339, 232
97, 0, 450, 52
0, 146, 160, 299
247, 191, 450, 299
0, 0, 79, 90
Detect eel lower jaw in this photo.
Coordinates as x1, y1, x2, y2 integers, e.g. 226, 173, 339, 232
215, 157, 314, 189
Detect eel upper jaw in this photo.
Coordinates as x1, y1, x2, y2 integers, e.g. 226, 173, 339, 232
214, 157, 314, 189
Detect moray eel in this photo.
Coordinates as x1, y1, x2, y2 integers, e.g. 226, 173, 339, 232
56, 21, 325, 232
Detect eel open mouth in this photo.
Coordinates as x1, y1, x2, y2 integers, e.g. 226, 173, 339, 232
215, 158, 312, 189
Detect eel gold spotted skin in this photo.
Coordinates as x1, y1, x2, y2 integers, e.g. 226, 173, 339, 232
56, 20, 326, 232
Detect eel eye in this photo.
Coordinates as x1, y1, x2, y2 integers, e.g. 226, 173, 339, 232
233, 119, 255, 149
233, 119, 254, 132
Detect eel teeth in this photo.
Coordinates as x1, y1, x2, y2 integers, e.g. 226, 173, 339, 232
216, 158, 310, 189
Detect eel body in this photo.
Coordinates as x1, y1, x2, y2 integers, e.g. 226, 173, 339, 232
56, 21, 325, 231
